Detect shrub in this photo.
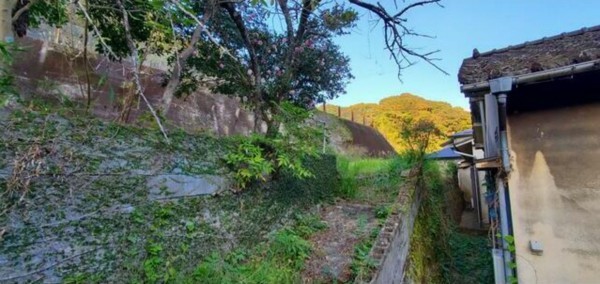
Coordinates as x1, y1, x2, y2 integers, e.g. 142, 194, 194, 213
224, 137, 275, 189
224, 104, 323, 190
193, 214, 326, 283
0, 42, 19, 106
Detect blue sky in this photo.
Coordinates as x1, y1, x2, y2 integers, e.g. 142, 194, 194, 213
330, 0, 600, 109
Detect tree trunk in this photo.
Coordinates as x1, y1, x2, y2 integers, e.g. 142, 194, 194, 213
159, 73, 180, 115
265, 119, 280, 138
160, 25, 203, 115
0, 0, 17, 42
262, 106, 280, 138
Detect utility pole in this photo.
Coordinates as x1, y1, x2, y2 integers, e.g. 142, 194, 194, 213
0, 0, 17, 43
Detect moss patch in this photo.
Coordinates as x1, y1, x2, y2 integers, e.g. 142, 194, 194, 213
0, 108, 339, 282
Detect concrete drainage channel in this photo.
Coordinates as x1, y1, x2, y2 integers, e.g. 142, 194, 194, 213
367, 168, 423, 284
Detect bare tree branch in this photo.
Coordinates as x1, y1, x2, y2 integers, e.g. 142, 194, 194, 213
170, 0, 237, 61
161, 1, 217, 113
277, 0, 294, 40
295, 0, 318, 41
394, 0, 441, 18
220, 2, 261, 89
11, 0, 37, 23
348, 0, 448, 77
116, 0, 170, 143
76, 1, 119, 59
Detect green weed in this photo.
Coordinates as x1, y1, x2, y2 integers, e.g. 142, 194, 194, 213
335, 155, 406, 203
193, 214, 325, 284
407, 161, 494, 284
350, 228, 379, 282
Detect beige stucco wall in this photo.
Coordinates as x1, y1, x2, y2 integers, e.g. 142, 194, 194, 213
457, 167, 473, 205
507, 102, 600, 283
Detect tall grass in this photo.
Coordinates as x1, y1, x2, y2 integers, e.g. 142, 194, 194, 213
335, 155, 408, 201
192, 213, 326, 284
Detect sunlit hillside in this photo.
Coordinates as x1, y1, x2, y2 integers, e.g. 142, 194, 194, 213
324, 93, 471, 152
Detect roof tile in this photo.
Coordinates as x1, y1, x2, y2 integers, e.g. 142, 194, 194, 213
458, 25, 600, 85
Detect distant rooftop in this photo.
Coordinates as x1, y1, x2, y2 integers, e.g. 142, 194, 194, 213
458, 25, 600, 85
451, 129, 473, 138
427, 146, 462, 160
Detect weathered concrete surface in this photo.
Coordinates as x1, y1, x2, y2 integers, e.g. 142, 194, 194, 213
508, 97, 600, 283
12, 36, 396, 157
12, 36, 263, 136
147, 174, 227, 199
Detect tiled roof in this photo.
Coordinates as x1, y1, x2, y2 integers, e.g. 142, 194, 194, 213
458, 25, 600, 85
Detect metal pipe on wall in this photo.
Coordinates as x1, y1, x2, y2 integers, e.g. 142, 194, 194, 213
498, 94, 511, 173
471, 166, 483, 228
497, 178, 514, 281
493, 88, 514, 283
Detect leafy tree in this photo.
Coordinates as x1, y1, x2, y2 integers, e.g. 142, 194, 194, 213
184, 1, 356, 136
178, 0, 444, 136
225, 102, 321, 190
4, 1, 444, 139
398, 116, 441, 162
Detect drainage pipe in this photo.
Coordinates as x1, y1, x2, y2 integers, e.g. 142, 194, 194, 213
496, 93, 514, 282
497, 179, 513, 282
498, 94, 511, 173
478, 99, 486, 148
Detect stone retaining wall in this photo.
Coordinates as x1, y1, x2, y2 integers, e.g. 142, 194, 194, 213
368, 168, 422, 284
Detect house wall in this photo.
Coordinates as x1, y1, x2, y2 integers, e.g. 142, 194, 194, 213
507, 102, 600, 283
457, 166, 472, 205
473, 149, 489, 225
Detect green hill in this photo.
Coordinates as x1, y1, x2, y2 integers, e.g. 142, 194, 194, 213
323, 93, 471, 152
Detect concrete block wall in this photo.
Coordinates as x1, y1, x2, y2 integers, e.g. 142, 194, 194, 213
368, 168, 423, 284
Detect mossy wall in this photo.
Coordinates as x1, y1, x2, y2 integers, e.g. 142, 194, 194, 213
405, 162, 494, 284
267, 154, 338, 204
0, 108, 339, 283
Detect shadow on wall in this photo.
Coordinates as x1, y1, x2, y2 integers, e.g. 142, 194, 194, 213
340, 120, 396, 157
11, 37, 263, 136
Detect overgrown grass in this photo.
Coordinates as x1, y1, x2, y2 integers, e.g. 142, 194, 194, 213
334, 155, 409, 282
192, 213, 327, 283
336, 155, 407, 203
0, 107, 339, 282
407, 161, 494, 284
407, 161, 449, 283
444, 231, 494, 283
337, 157, 393, 177
350, 214, 387, 282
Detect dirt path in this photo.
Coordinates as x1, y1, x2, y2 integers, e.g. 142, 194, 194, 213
302, 203, 379, 283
